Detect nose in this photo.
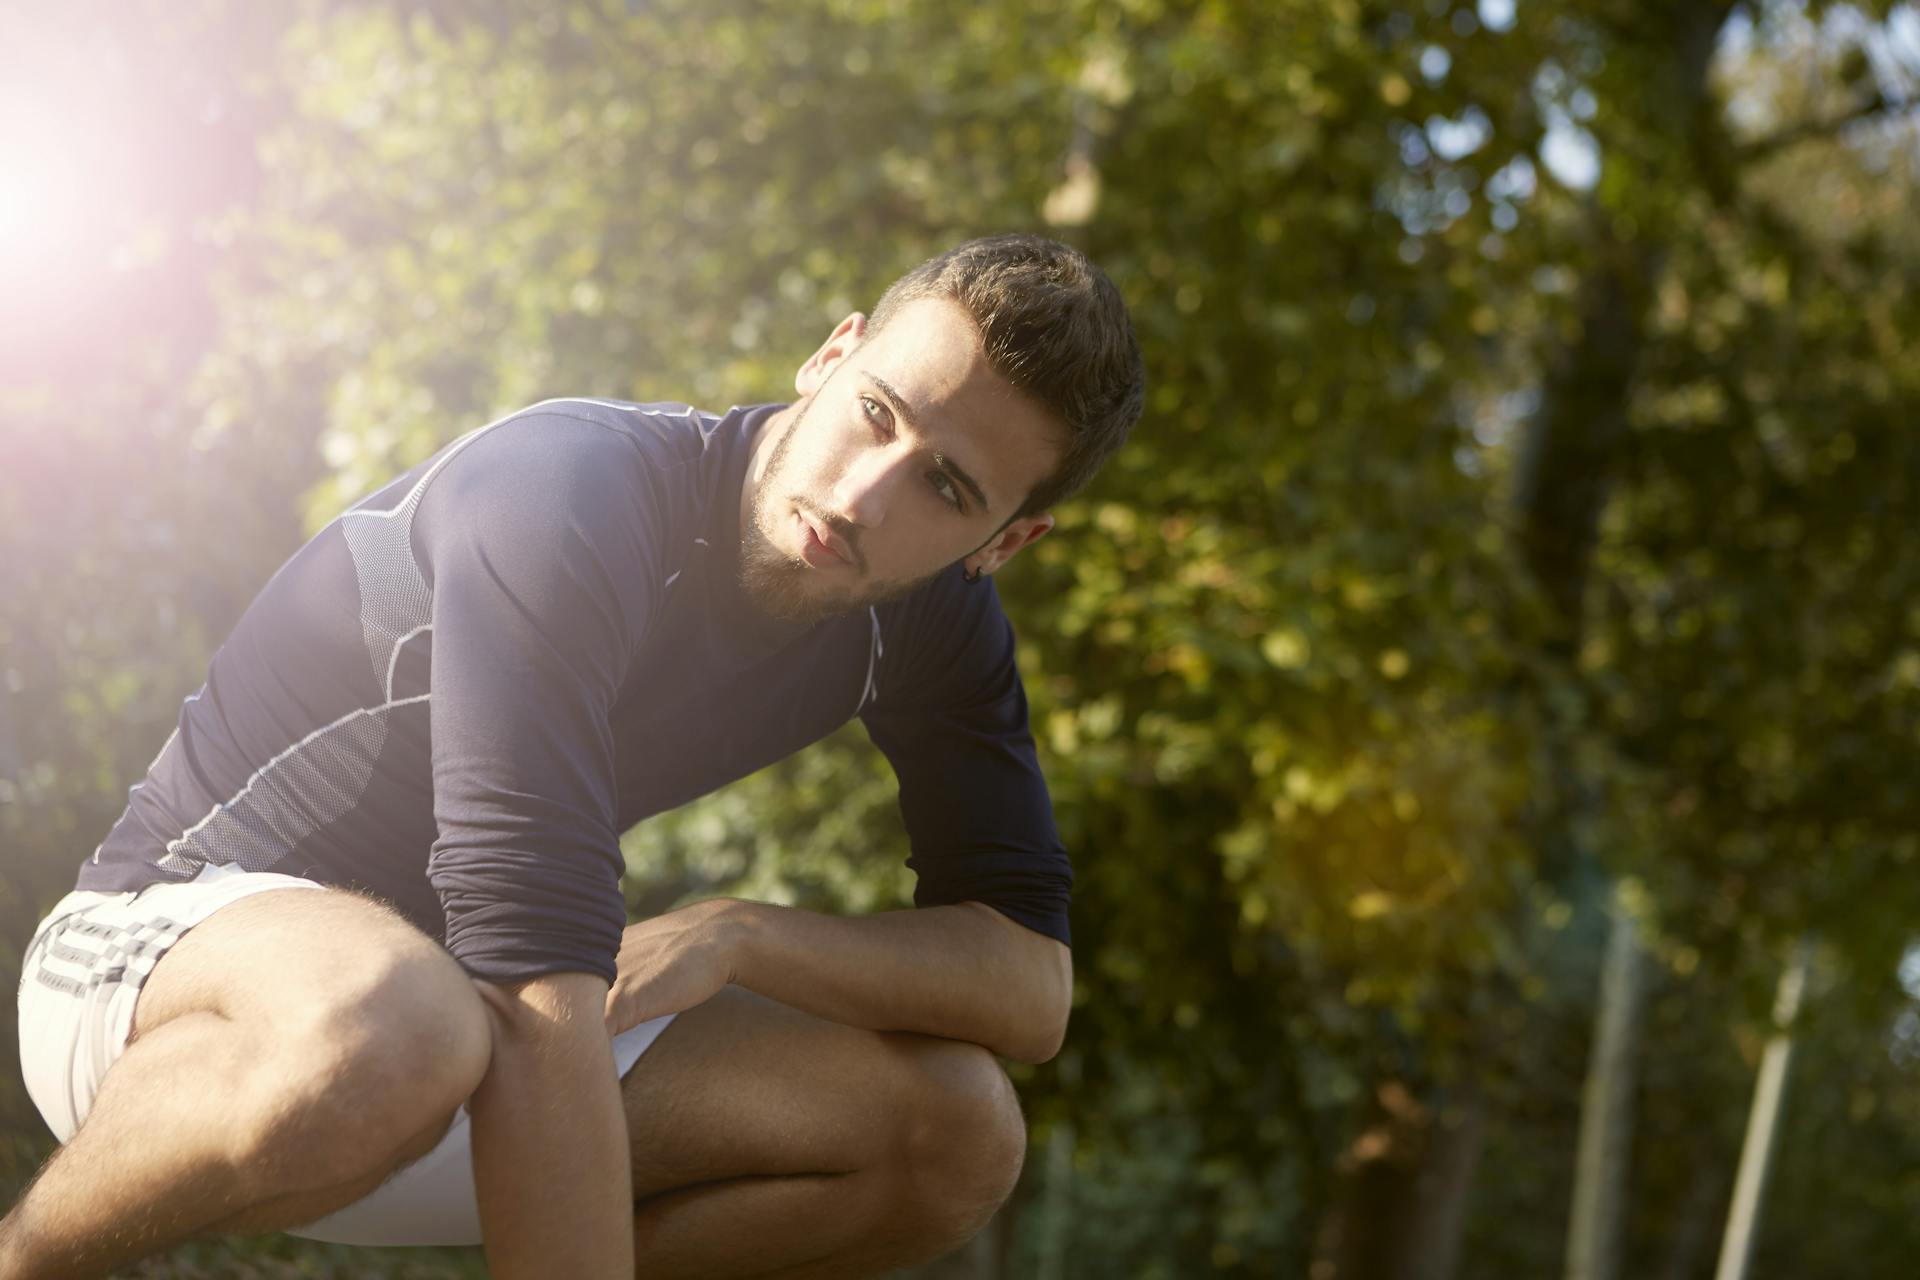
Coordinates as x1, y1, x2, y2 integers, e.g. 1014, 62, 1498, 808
828, 442, 913, 529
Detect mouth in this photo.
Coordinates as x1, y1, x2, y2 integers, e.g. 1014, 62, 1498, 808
794, 509, 851, 568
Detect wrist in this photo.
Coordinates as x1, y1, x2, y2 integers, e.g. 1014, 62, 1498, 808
702, 896, 762, 987
710, 901, 775, 990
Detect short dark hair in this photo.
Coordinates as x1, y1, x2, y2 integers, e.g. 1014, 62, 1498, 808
866, 234, 1145, 517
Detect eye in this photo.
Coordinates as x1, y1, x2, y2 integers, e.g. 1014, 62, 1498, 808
929, 470, 966, 512
858, 394, 892, 438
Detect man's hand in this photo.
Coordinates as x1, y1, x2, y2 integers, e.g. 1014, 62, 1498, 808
604, 899, 739, 1034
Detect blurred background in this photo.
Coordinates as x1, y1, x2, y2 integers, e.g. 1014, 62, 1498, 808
3, 0, 1918, 1275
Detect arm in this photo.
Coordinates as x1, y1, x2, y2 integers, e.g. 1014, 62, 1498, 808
468, 972, 631, 1280
730, 898, 1071, 1064
410, 417, 658, 1269
831, 576, 1074, 1063
610, 896, 1071, 1064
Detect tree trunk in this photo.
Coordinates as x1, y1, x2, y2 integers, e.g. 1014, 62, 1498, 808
1398, 1083, 1488, 1280
1511, 5, 1739, 1273
1655, 1156, 1727, 1280
1308, 1077, 1487, 1280
1032, 1121, 1074, 1280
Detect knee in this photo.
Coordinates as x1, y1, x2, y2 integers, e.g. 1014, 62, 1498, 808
235, 938, 490, 1184
893, 1039, 1028, 1242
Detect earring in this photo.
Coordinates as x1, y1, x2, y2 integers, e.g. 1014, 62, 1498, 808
962, 564, 983, 584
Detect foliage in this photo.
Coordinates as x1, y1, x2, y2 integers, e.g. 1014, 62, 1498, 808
4, 1, 1920, 1276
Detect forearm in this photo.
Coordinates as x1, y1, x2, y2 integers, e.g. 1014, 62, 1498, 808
714, 899, 1071, 1064
469, 972, 632, 1279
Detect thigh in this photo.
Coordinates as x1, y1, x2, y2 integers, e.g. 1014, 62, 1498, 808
19, 869, 363, 1142
619, 984, 1010, 1196
19, 866, 497, 1234
122, 874, 494, 1168
131, 880, 465, 1041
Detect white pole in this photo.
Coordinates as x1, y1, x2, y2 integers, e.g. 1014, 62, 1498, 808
1564, 896, 1645, 1280
1713, 941, 1814, 1280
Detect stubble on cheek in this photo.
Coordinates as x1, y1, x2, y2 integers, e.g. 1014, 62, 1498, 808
733, 400, 948, 623
737, 518, 822, 622
736, 503, 942, 625
737, 415, 825, 621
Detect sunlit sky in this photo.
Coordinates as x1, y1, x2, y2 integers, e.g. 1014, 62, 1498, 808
0, 7, 261, 384
0, 20, 136, 300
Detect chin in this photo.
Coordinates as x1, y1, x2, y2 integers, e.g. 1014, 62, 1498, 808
738, 525, 848, 623
738, 541, 941, 626
747, 580, 845, 625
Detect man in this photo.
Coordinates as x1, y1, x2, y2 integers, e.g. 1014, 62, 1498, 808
6, 233, 1144, 1278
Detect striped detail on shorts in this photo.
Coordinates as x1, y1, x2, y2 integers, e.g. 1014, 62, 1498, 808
29, 914, 194, 998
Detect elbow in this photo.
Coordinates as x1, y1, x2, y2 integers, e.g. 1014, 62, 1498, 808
963, 902, 1073, 1065
1014, 961, 1073, 1065
1022, 1017, 1069, 1066
989, 1003, 1067, 1065
982, 972, 1069, 1066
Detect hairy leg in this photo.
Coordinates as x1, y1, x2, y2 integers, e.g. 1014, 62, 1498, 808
0, 890, 491, 1280
619, 985, 1029, 1279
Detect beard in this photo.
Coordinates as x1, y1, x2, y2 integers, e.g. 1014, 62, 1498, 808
737, 399, 947, 625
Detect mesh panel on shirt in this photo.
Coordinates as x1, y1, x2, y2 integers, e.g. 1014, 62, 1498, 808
157, 699, 419, 874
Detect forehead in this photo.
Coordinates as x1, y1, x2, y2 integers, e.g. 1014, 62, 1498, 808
851, 298, 1063, 507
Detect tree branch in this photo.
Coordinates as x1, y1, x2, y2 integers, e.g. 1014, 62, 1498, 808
1736, 92, 1919, 165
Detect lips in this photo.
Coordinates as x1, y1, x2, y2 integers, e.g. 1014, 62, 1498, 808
796, 509, 851, 567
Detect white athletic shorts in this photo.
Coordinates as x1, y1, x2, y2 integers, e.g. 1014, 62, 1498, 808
16, 861, 677, 1247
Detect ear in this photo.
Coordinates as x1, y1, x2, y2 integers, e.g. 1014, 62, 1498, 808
968, 512, 1055, 578
794, 312, 867, 397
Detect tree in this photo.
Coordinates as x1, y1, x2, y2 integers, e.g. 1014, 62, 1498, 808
7, 3, 1920, 1276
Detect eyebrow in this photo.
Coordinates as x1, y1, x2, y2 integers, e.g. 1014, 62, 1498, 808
869, 375, 992, 515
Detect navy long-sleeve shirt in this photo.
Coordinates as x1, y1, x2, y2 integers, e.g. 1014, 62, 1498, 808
78, 399, 1072, 983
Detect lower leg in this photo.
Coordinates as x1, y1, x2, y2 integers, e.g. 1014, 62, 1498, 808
633, 1166, 963, 1280
195, 1107, 458, 1239
615, 989, 1026, 1280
